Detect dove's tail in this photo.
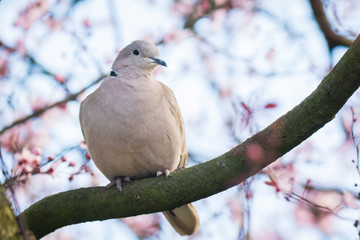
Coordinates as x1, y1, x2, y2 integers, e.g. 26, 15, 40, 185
162, 203, 199, 235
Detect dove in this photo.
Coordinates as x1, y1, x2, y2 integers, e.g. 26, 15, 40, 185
79, 40, 199, 235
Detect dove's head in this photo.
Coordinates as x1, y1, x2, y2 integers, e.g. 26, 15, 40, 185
111, 40, 167, 75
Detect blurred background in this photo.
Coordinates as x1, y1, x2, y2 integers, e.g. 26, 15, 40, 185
0, 0, 360, 239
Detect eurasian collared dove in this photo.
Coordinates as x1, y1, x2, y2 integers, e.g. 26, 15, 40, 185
79, 40, 199, 235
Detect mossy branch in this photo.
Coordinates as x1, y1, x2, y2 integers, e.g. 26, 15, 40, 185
20, 35, 360, 239
0, 185, 23, 240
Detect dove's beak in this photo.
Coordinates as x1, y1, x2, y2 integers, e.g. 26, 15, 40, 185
149, 57, 167, 67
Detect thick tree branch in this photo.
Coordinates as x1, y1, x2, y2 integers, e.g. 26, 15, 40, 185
1, 184, 36, 240
0, 184, 23, 240
0, 75, 105, 135
309, 0, 353, 49
20, 35, 360, 239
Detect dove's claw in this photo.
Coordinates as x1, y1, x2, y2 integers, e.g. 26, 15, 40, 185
156, 169, 170, 177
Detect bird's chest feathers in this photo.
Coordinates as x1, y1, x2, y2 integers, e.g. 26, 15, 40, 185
100, 81, 161, 123
91, 80, 169, 139
84, 79, 181, 178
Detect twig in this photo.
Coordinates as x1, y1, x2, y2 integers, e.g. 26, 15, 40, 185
1, 41, 56, 78
106, 0, 123, 47
287, 192, 348, 218
183, 1, 233, 30
3, 143, 82, 188
309, 0, 353, 50
0, 74, 106, 135
350, 107, 360, 176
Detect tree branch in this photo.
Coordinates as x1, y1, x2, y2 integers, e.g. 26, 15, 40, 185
183, 1, 232, 30
0, 74, 105, 135
309, 0, 353, 50
20, 34, 360, 239
0, 184, 23, 240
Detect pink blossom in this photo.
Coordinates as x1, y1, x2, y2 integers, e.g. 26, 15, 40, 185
294, 204, 316, 226
122, 215, 161, 238
265, 162, 295, 194
14, 0, 49, 30
13, 147, 41, 176
0, 55, 8, 77
342, 190, 359, 209
227, 197, 243, 226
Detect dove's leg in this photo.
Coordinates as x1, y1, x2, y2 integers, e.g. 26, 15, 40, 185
106, 176, 131, 191
115, 178, 122, 191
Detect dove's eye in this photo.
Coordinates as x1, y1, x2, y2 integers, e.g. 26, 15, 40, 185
133, 50, 140, 55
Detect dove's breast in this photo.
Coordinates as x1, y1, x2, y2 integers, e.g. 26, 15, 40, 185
79, 77, 182, 180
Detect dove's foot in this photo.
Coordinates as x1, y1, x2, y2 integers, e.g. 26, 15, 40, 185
106, 176, 131, 191
156, 169, 170, 177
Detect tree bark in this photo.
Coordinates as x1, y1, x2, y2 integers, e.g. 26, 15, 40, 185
0, 184, 23, 240
20, 34, 360, 239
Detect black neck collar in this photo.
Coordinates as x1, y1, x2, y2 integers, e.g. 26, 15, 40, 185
110, 70, 118, 77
